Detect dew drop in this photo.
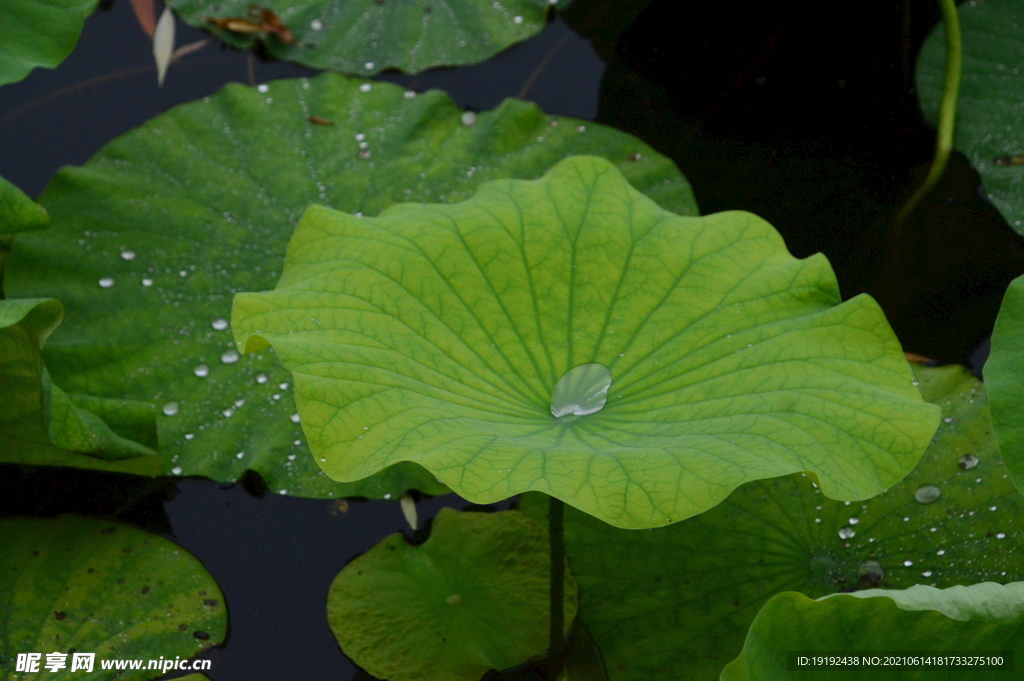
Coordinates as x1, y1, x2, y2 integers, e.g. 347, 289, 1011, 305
364, 62, 374, 70
903, 560, 913, 567
814, 518, 821, 523
236, 451, 245, 459
848, 517, 859, 525
142, 278, 153, 287
914, 484, 941, 504
359, 83, 372, 92
162, 401, 180, 416
838, 526, 855, 539
997, 532, 1007, 539
279, 382, 289, 390
959, 454, 979, 470
185, 433, 195, 440
551, 363, 611, 419
233, 398, 245, 408
256, 373, 268, 384
172, 466, 183, 475
194, 364, 210, 377
513, 14, 523, 23
99, 277, 115, 288
257, 84, 269, 93
120, 250, 136, 261
461, 111, 477, 126
221, 350, 240, 364
310, 18, 323, 30
922, 570, 933, 577
291, 413, 301, 423
937, 549, 945, 555
212, 318, 229, 331
404, 90, 416, 99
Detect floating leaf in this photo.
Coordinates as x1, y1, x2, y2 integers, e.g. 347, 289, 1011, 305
232, 154, 938, 528
5, 73, 694, 498
0, 298, 162, 474
0, 515, 226, 679
326, 508, 577, 681
153, 6, 175, 87
918, 0, 1024, 234
167, 0, 571, 75
1, 175, 49, 234
721, 583, 1024, 681
985, 273, 1024, 497
0, 0, 100, 87
519, 364, 1021, 680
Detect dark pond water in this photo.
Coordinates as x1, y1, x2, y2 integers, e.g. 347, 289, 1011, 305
2, 0, 1022, 679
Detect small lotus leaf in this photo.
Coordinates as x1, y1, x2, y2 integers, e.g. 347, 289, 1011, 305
167, 0, 570, 75
721, 583, 1024, 681
326, 508, 577, 681
232, 154, 939, 528
0, 0, 99, 86
0, 515, 226, 680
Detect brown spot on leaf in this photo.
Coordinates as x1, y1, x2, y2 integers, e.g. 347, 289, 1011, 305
203, 599, 218, 607
193, 631, 210, 640
54, 611, 67, 620
141, 586, 150, 594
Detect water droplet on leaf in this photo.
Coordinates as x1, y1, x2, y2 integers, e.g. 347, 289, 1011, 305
162, 401, 180, 416
914, 485, 941, 504
194, 364, 209, 377
551, 363, 612, 419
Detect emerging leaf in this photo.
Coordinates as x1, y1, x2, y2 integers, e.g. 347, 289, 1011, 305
153, 6, 175, 87
232, 155, 940, 529
326, 508, 577, 681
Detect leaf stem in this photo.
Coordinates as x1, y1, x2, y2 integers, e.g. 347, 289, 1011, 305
890, 0, 962, 238
549, 495, 565, 680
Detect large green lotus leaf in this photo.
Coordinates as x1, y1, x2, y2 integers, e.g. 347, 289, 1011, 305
0, 515, 226, 680
326, 508, 577, 681
168, 0, 569, 76
918, 0, 1024, 235
0, 298, 162, 475
4, 74, 693, 498
519, 364, 1023, 680
720, 583, 1024, 681
0, 0, 100, 87
1, 175, 48, 234
232, 154, 939, 529
986, 273, 1024, 497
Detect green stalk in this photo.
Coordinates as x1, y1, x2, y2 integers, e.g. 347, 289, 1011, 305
891, 0, 962, 237
549, 495, 565, 680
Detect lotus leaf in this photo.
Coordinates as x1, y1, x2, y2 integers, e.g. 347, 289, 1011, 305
721, 583, 1024, 681
0, 175, 48, 234
0, 0, 99, 86
168, 0, 570, 75
5, 74, 691, 497
985, 273, 1024, 497
326, 508, 577, 681
0, 298, 162, 474
519, 364, 1021, 680
0, 515, 226, 681
232, 154, 939, 528
918, 0, 1024, 235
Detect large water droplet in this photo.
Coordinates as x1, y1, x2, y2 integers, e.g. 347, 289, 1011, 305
212, 318, 229, 331
120, 250, 136, 261
550, 363, 612, 419
99, 277, 115, 288
290, 413, 301, 423
194, 364, 210, 377
838, 526, 856, 539
221, 350, 239, 364
959, 454, 979, 470
914, 484, 941, 504
162, 401, 180, 416
256, 373, 268, 384
859, 560, 884, 581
